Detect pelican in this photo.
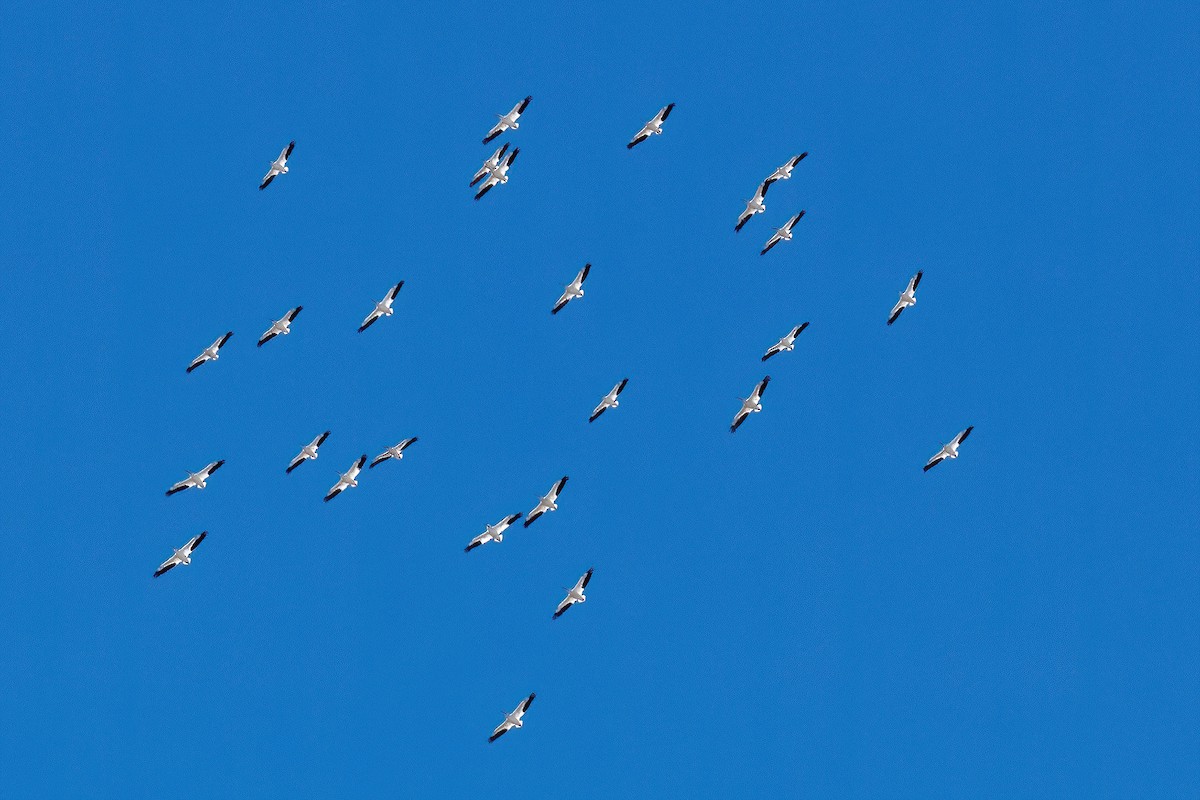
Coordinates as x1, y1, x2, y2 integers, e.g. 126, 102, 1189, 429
471, 142, 510, 187
888, 271, 923, 325
763, 152, 808, 186
730, 376, 770, 433
551, 263, 591, 315
186, 332, 233, 373
553, 568, 593, 619
589, 378, 629, 423
358, 281, 404, 332
287, 431, 330, 474
735, 182, 770, 232
369, 437, 418, 469
482, 96, 532, 144
464, 513, 523, 552
489, 692, 536, 743
627, 103, 675, 149
257, 306, 303, 347
923, 426, 973, 472
524, 476, 568, 528
473, 147, 519, 200
762, 323, 809, 362
165, 460, 225, 496
324, 455, 366, 502
760, 211, 806, 255
153, 532, 207, 578
259, 141, 295, 190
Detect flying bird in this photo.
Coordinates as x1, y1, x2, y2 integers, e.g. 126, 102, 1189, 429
551, 263, 591, 315
258, 306, 303, 347
471, 142, 510, 187
735, 183, 770, 232
165, 460, 225, 496
186, 332, 233, 373
524, 476, 568, 528
473, 147, 519, 200
482, 96, 532, 144
489, 692, 536, 743
923, 426, 973, 472
589, 378, 629, 423
627, 103, 675, 149
370, 437, 418, 468
287, 431, 330, 474
324, 455, 366, 502
763, 152, 808, 186
464, 513, 523, 552
358, 281, 404, 332
730, 376, 770, 433
153, 531, 207, 578
259, 141, 295, 190
762, 323, 809, 361
760, 211, 806, 255
888, 270, 924, 325
553, 568, 593, 619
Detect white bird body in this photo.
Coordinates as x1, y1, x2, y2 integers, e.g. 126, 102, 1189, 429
474, 147, 520, 200
187, 332, 233, 373
589, 378, 629, 423
258, 306, 302, 347
288, 431, 330, 474
730, 376, 770, 433
735, 182, 770, 232
465, 513, 523, 552
762, 322, 809, 361
552, 263, 591, 314
359, 281, 404, 332
888, 271, 923, 325
324, 455, 366, 502
472, 143, 510, 187
760, 211, 805, 255
166, 460, 225, 495
483, 96, 532, 144
259, 141, 295, 190
153, 531, 207, 578
627, 103, 675, 149
524, 476, 568, 527
489, 692, 536, 742
763, 152, 808, 186
370, 437, 418, 468
553, 568, 593, 619
924, 426, 973, 472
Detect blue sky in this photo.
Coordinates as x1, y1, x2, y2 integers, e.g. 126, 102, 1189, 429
0, 1, 1197, 797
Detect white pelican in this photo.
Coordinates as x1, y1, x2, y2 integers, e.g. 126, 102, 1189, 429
627, 103, 675, 149
923, 426, 973, 472
730, 376, 770, 433
165, 460, 225, 496
524, 476, 568, 528
489, 692, 536, 742
473, 147, 519, 200
888, 271, 923, 325
482, 96, 532, 144
589, 378, 628, 423
259, 141, 295, 190
735, 182, 770, 232
760, 211, 805, 255
763, 152, 808, 186
257, 306, 303, 347
153, 531, 207, 578
324, 455, 366, 502
553, 568, 593, 619
762, 323, 809, 362
358, 281, 404, 332
471, 142, 510, 187
369, 437, 418, 469
287, 431, 330, 474
187, 332, 233, 373
551, 263, 591, 315
464, 513, 523, 552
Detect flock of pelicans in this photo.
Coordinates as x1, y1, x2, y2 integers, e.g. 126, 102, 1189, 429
157, 97, 975, 744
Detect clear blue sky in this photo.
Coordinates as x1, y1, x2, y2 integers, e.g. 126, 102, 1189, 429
0, 1, 1197, 797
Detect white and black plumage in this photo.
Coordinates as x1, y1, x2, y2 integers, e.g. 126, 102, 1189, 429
763, 152, 808, 186
259, 141, 295, 190
730, 376, 770, 433
524, 476, 568, 528
369, 437, 418, 469
735, 182, 770, 232
258, 306, 303, 347
473, 147, 519, 200
553, 568, 593, 619
760, 211, 805, 255
762, 323, 809, 362
589, 378, 629, 423
464, 513, 523, 552
471, 142, 510, 187
482, 96, 531, 144
358, 281, 404, 332
165, 460, 225, 496
287, 431, 330, 474
551, 263, 591, 315
324, 455, 366, 502
888, 271, 924, 325
627, 103, 675, 149
923, 426, 973, 472
186, 332, 233, 373
489, 692, 536, 742
153, 531, 207, 578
